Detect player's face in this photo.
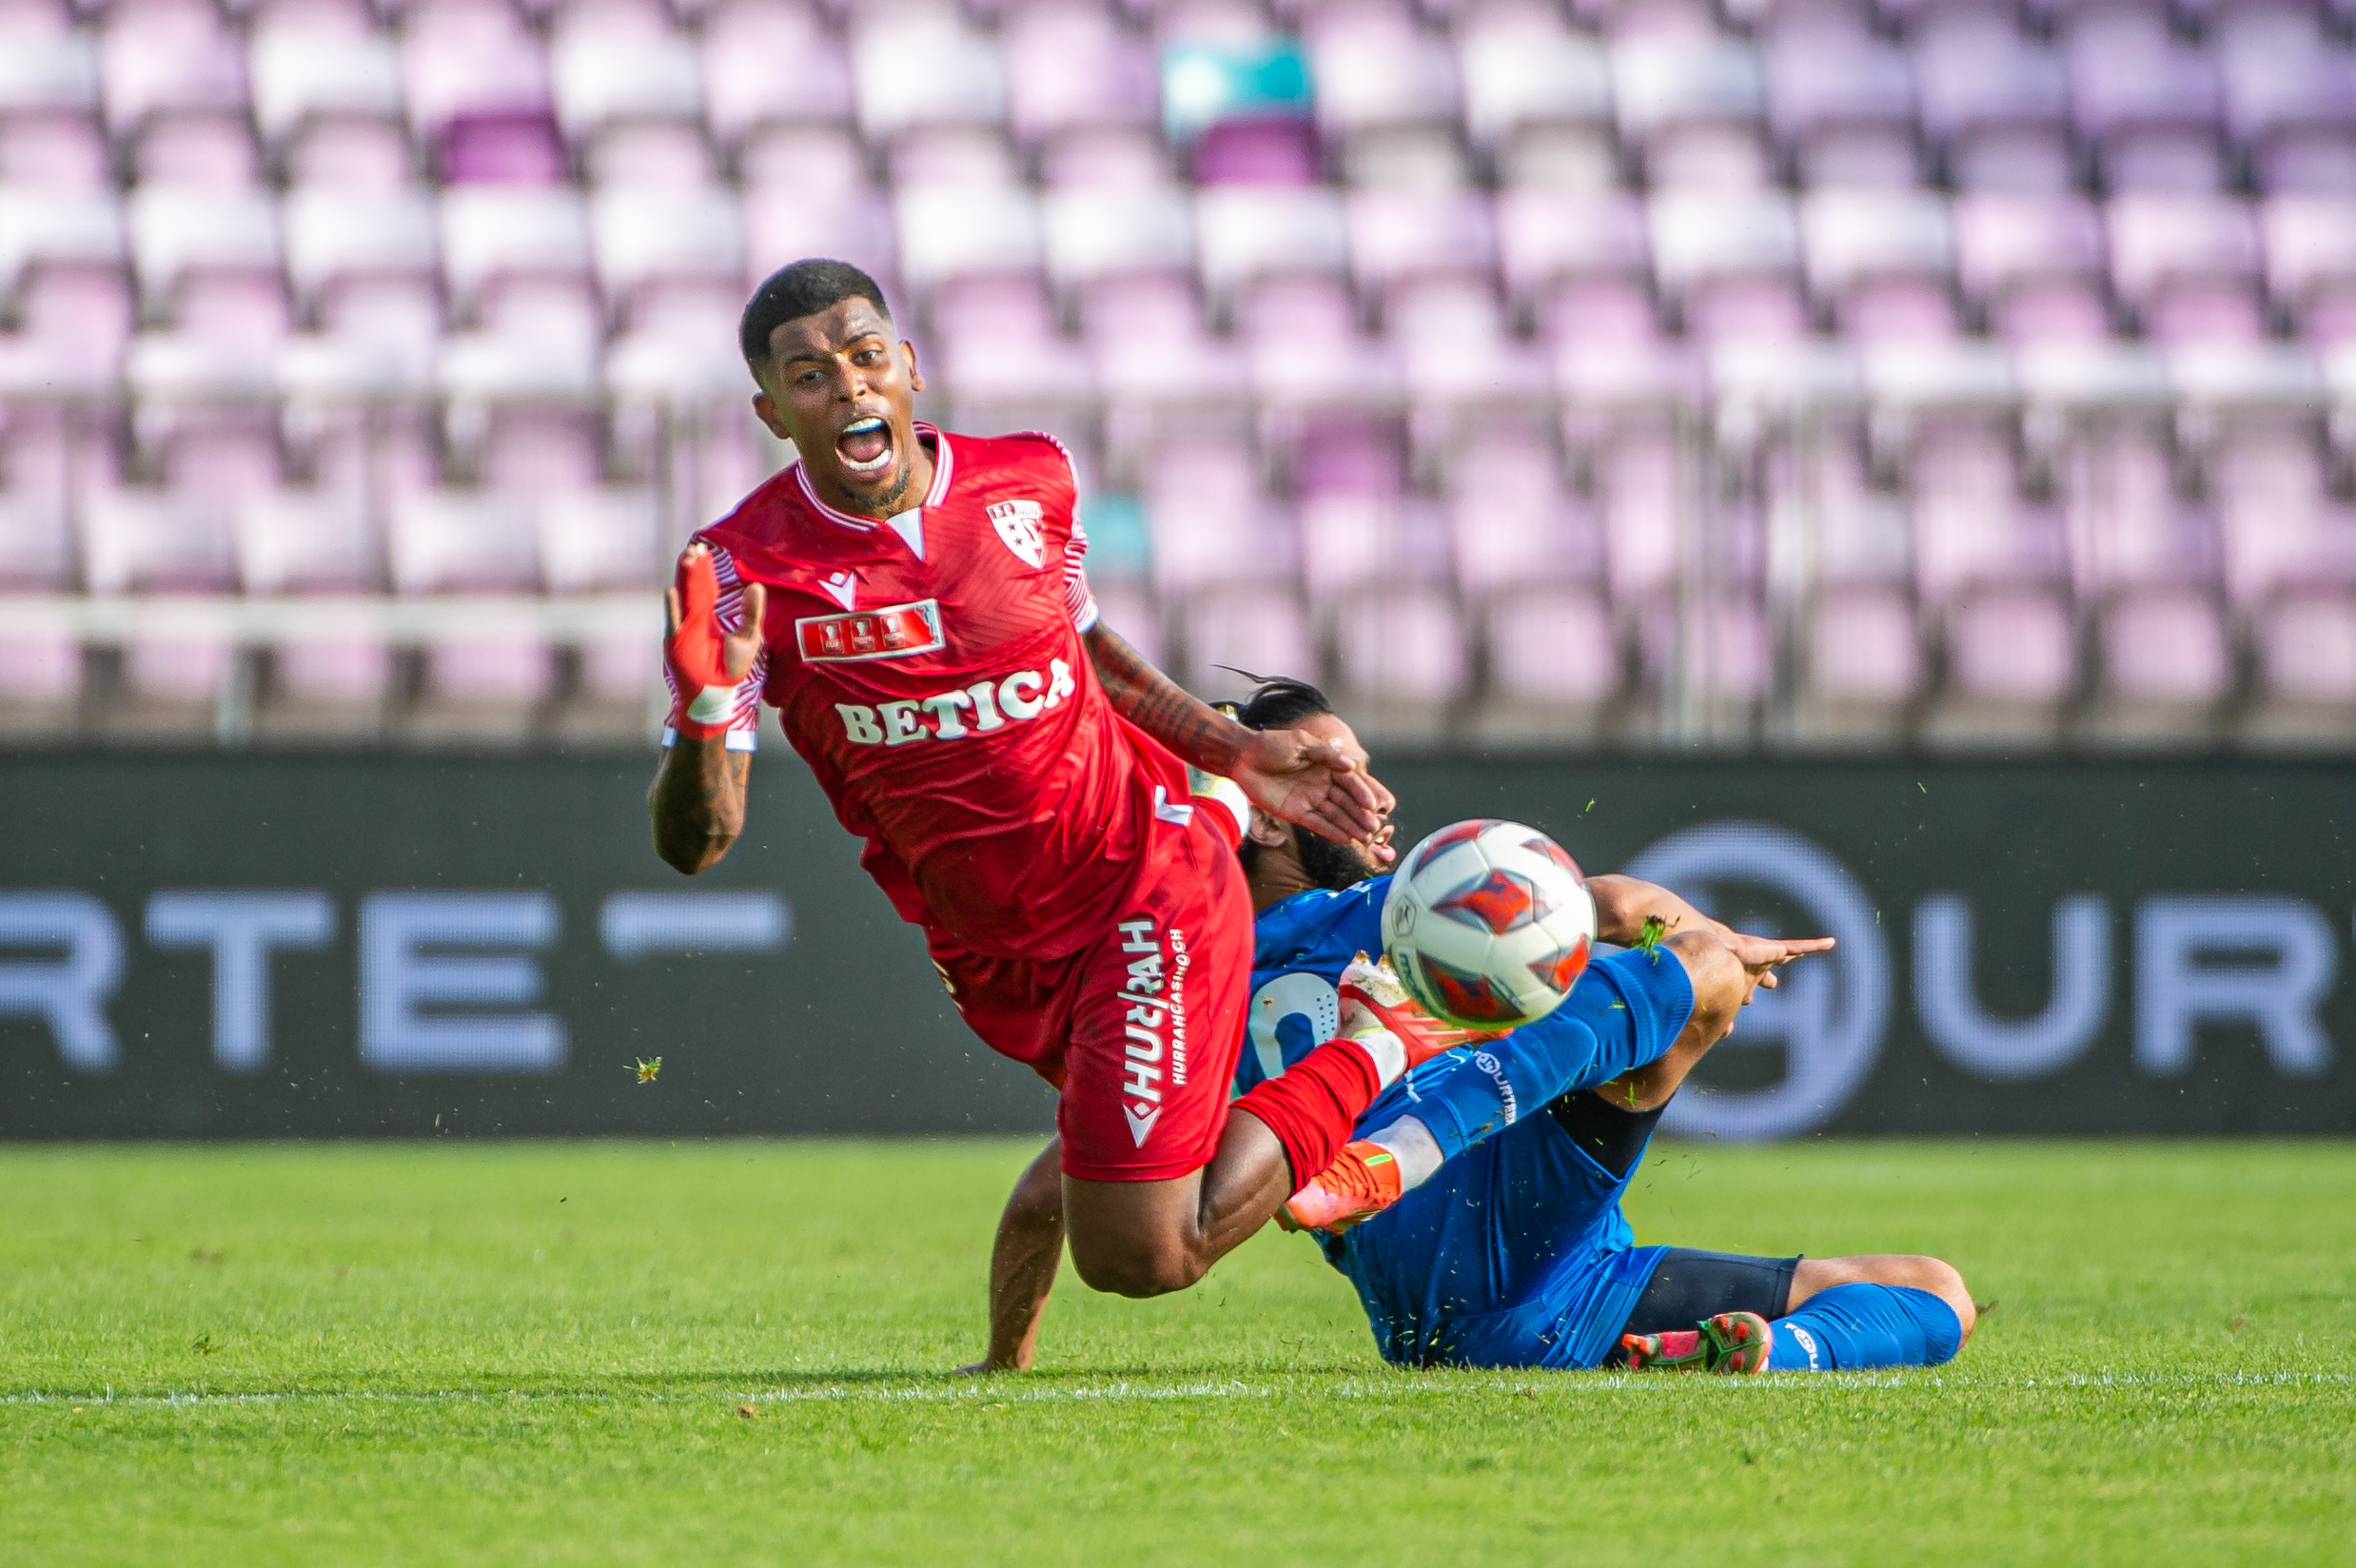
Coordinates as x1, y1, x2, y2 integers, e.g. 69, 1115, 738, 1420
752, 298, 927, 519
1293, 713, 1393, 885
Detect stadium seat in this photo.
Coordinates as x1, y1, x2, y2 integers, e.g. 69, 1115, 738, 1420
99, 0, 248, 141
1002, 0, 1157, 148
1802, 582, 1923, 714
0, 630, 82, 735
248, 0, 403, 158
2094, 586, 2231, 726
851, 2, 1006, 147
0, 186, 128, 309
701, 0, 854, 153
1496, 187, 1648, 320
1598, 424, 1684, 605
1446, 433, 1601, 597
1952, 193, 2111, 343
1912, 10, 2072, 195
537, 485, 658, 593
1801, 188, 1958, 340
1763, 12, 1918, 189
1328, 585, 1469, 737
388, 488, 540, 595
2209, 421, 2356, 607
1455, 3, 1613, 190
2262, 196, 2356, 344
2066, 9, 2228, 194
1307, 0, 1462, 187
550, 0, 703, 152
401, 0, 560, 182
741, 183, 898, 296
0, 6, 99, 143
2252, 590, 2356, 714
893, 182, 1043, 301
80, 486, 237, 595
2060, 426, 2218, 598
412, 629, 560, 741
1648, 187, 1805, 339
1934, 584, 2077, 740
1042, 184, 1193, 298
263, 632, 395, 740
1482, 585, 1620, 715
117, 631, 237, 735
1193, 185, 1348, 313
1144, 434, 1287, 596
1611, 31, 1768, 187
0, 110, 110, 189
1178, 583, 1314, 702
2106, 195, 2267, 343
0, 486, 69, 589
590, 186, 744, 328
1912, 430, 2059, 605
2215, 5, 2356, 196
439, 185, 592, 323
1346, 188, 1497, 306
282, 185, 438, 326
237, 484, 376, 599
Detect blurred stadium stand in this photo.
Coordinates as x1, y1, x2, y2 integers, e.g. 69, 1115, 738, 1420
1, 0, 2354, 751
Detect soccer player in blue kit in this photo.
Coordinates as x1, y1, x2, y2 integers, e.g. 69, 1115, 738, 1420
965, 680, 1976, 1378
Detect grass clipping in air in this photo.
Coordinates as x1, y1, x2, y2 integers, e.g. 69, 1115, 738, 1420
3, 1141, 2352, 1565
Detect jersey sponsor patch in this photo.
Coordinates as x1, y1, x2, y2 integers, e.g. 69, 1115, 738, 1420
795, 598, 946, 663
987, 499, 1047, 569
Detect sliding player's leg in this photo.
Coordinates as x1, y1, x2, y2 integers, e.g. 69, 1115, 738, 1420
1052, 813, 1424, 1298
1617, 1243, 1974, 1374
1286, 931, 1746, 1232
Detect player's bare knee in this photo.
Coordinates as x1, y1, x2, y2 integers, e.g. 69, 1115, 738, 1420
1066, 1232, 1204, 1299
1666, 932, 1744, 1040
1919, 1256, 1976, 1340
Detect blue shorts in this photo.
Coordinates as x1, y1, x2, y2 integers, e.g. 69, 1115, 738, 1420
1323, 946, 1696, 1370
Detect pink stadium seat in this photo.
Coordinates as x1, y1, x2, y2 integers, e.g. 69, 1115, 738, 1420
1764, 16, 1918, 188
238, 488, 378, 594
438, 186, 591, 323
702, 0, 853, 151
1447, 435, 1602, 596
131, 112, 261, 188
122, 633, 234, 709
286, 119, 414, 189
9, 264, 131, 387
402, 0, 560, 182
741, 184, 897, 294
1329, 586, 1469, 711
739, 123, 867, 196
1485, 586, 1620, 709
1145, 435, 1286, 596
2209, 424, 2356, 605
0, 111, 110, 189
2107, 195, 2267, 343
99, 0, 248, 139
388, 488, 540, 594
1496, 189, 1648, 316
1346, 189, 1496, 304
537, 485, 658, 592
575, 630, 660, 709
1600, 427, 1683, 603
0, 7, 98, 148
0, 491, 69, 588
247, 1, 402, 157
1802, 189, 1957, 340
2262, 196, 2356, 343
1636, 589, 1771, 705
1193, 185, 1348, 310
2255, 591, 2356, 707
1455, 5, 1612, 168
1086, 578, 1162, 668
1912, 10, 2072, 194
1042, 184, 1192, 296
1306, 1, 1461, 145
591, 186, 744, 324
127, 186, 286, 347
0, 186, 127, 312
270, 634, 394, 712
1181, 583, 1314, 699
1611, 32, 1766, 183
1912, 432, 2060, 603
1190, 118, 1322, 186
850, 4, 1005, 147
2215, 6, 2356, 194
0, 632, 81, 715
79, 487, 237, 594
418, 631, 560, 715
1002, 0, 1156, 147
1952, 194, 2110, 343
2061, 429, 2217, 597
283, 186, 437, 316
2098, 587, 2230, 707
931, 274, 1092, 412
1806, 584, 1922, 707
1648, 188, 1803, 339
1944, 586, 2076, 705
893, 183, 1043, 300
2067, 10, 2228, 193
550, 0, 702, 150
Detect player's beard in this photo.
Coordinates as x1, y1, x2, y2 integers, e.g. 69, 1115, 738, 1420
1295, 824, 1377, 892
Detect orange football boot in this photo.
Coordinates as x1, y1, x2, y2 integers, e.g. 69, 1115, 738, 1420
1276, 1141, 1402, 1234
1335, 952, 1503, 1071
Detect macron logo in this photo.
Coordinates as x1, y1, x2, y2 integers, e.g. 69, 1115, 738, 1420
819, 570, 857, 611
1124, 1105, 1161, 1147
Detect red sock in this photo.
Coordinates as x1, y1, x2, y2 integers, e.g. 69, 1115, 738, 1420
1232, 1039, 1384, 1188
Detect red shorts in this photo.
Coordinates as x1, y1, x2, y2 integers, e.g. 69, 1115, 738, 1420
926, 811, 1253, 1183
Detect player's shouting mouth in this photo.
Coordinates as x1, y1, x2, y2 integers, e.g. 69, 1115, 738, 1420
647, 259, 1423, 1303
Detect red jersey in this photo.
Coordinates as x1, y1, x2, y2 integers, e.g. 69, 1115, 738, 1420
673, 424, 1193, 962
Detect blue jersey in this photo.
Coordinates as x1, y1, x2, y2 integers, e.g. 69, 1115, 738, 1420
1240, 877, 1695, 1369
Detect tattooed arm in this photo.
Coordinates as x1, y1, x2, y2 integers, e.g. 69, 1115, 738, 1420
1083, 621, 1393, 850
648, 737, 750, 873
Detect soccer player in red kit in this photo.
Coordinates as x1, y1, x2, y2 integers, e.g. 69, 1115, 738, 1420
649, 260, 1456, 1300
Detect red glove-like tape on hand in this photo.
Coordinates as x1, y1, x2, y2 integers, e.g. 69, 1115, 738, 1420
667, 549, 747, 739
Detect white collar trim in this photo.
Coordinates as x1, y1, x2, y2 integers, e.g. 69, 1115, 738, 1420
792, 423, 952, 561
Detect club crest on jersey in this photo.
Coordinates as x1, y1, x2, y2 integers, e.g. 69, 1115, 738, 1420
795, 598, 945, 663
987, 499, 1047, 569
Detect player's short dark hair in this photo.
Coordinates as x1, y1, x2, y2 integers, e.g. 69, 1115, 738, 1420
739, 259, 891, 364
1228, 674, 1334, 734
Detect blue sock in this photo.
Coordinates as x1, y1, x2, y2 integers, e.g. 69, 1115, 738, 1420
1382, 1025, 1607, 1161
1763, 1284, 1964, 1372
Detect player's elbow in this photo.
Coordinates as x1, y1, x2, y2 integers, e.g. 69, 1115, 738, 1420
650, 820, 736, 875
1668, 931, 1747, 1039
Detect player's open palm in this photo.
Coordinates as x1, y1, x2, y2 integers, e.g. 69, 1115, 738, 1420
1232, 727, 1396, 857
664, 544, 765, 735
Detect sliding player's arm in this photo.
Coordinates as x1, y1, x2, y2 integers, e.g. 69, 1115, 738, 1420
647, 544, 766, 874
958, 1137, 1067, 1373
1082, 621, 1394, 852
1586, 873, 1836, 993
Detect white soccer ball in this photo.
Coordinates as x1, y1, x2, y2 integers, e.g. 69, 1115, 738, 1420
1380, 818, 1599, 1029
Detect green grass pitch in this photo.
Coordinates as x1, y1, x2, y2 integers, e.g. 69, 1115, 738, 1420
4, 1139, 2351, 1565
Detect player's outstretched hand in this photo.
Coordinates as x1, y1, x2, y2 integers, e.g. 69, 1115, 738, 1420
1231, 727, 1397, 860
663, 543, 765, 736
1719, 927, 1836, 999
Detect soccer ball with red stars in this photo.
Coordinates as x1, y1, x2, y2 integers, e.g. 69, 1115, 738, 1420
1381, 819, 1599, 1029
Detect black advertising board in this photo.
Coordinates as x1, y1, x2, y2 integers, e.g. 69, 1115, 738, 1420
1, 752, 2349, 1139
